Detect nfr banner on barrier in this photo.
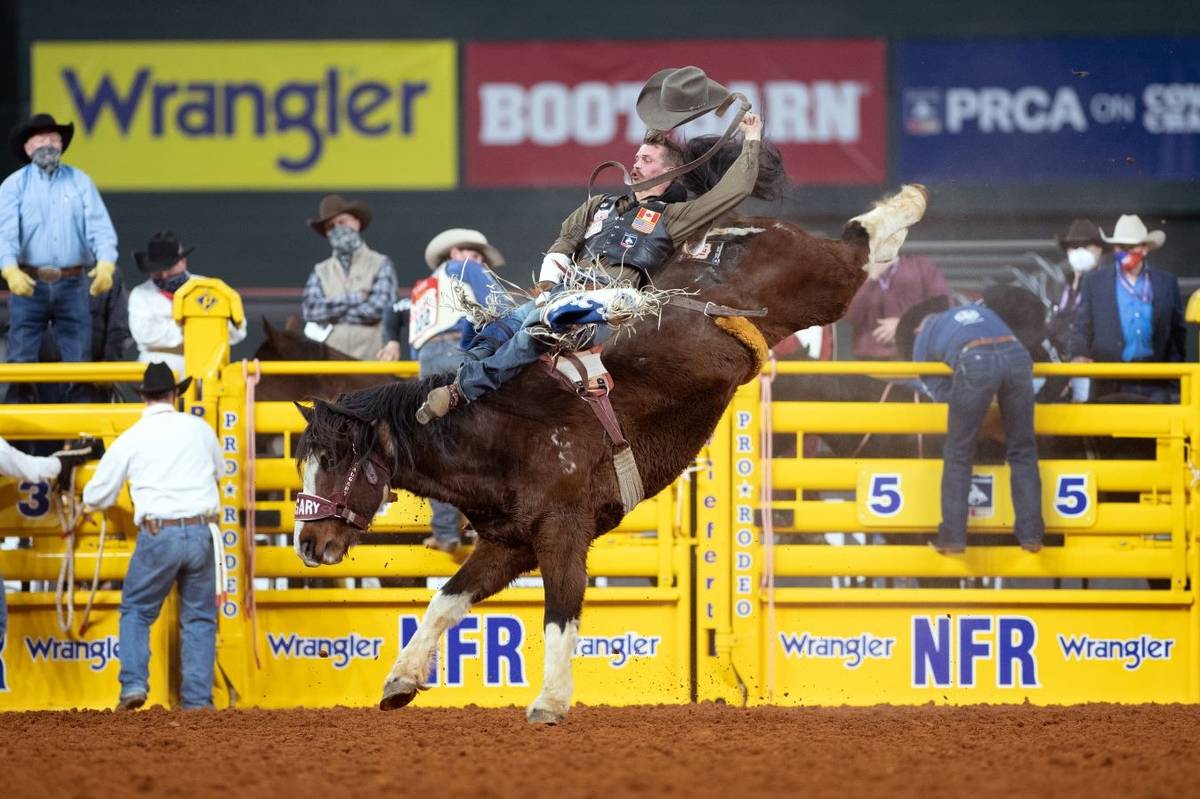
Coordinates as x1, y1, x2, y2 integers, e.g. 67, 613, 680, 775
466, 39, 886, 187
897, 37, 1200, 182
31, 41, 458, 190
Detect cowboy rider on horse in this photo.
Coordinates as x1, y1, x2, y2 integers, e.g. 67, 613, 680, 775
417, 66, 764, 422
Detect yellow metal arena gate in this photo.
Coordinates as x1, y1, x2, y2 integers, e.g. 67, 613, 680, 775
1, 280, 1198, 709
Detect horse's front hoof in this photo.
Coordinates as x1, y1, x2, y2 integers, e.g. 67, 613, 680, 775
379, 677, 419, 711
526, 705, 566, 725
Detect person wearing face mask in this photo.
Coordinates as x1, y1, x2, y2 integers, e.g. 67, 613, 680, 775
1068, 214, 1185, 403
1046, 220, 1110, 402
127, 231, 247, 375
301, 195, 398, 361
0, 113, 119, 403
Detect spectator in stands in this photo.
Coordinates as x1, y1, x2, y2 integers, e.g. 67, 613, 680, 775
406, 228, 506, 551
1, 114, 119, 403
1047, 219, 1109, 402
844, 230, 949, 360
301, 195, 397, 360
1068, 214, 1185, 402
0, 437, 99, 647
128, 231, 246, 376
377, 296, 410, 362
82, 362, 222, 710
898, 296, 1044, 555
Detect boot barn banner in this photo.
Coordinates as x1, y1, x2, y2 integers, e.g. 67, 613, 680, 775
30, 41, 458, 190
465, 39, 886, 187
897, 37, 1200, 182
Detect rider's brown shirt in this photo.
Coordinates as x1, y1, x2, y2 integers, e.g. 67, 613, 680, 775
547, 139, 762, 262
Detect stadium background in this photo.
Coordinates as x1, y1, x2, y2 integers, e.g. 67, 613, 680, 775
3, 0, 1200, 360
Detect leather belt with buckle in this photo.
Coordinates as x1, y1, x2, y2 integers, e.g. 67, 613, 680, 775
962, 335, 1017, 352
20, 265, 84, 283
142, 514, 219, 535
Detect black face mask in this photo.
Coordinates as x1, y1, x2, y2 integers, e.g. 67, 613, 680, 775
153, 270, 191, 294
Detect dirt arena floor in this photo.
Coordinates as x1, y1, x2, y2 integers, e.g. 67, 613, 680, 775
5, 703, 1198, 798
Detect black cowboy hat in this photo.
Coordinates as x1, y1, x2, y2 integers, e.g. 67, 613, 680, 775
135, 361, 192, 395
1055, 219, 1110, 252
133, 231, 195, 273
896, 295, 951, 361
307, 194, 372, 236
10, 113, 74, 165
637, 66, 733, 131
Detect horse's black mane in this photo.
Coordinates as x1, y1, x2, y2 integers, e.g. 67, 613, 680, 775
296, 374, 455, 473
678, 135, 788, 201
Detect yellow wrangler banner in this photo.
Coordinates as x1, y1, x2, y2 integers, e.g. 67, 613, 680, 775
762, 605, 1193, 705
31, 41, 457, 189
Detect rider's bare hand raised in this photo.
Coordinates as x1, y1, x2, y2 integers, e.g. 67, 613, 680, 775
740, 113, 763, 141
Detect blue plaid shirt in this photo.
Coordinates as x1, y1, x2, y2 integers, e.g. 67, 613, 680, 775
302, 253, 398, 325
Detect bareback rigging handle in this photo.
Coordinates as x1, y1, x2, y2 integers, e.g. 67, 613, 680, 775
586, 93, 752, 200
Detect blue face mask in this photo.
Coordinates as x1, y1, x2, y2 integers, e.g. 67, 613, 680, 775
153, 270, 191, 294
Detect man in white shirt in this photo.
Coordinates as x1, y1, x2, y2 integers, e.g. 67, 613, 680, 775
0, 437, 99, 656
128, 231, 247, 375
82, 362, 223, 710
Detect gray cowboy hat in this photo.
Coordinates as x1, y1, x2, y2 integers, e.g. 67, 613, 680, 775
423, 228, 505, 270
637, 66, 733, 131
135, 361, 193, 395
133, 231, 195, 274
1055, 219, 1110, 252
307, 194, 373, 236
10, 113, 74, 165
895, 295, 951, 361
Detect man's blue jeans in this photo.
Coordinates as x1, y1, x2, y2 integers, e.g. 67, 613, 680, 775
935, 341, 1045, 549
418, 334, 467, 544
457, 300, 543, 402
6, 275, 92, 404
119, 522, 216, 708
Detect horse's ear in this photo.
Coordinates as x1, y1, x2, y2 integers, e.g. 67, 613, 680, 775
294, 401, 315, 423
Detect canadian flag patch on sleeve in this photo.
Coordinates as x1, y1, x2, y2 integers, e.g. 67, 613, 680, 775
631, 208, 662, 234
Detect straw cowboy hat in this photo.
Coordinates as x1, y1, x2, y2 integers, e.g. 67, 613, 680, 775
895, 294, 951, 361
10, 112, 74, 164
1100, 214, 1165, 251
307, 195, 373, 236
133, 231, 195, 273
1055, 219, 1110, 251
424, 228, 505, 270
135, 361, 193, 395
637, 66, 732, 131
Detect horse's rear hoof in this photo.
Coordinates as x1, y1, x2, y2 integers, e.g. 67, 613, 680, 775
526, 706, 566, 725
380, 678, 419, 711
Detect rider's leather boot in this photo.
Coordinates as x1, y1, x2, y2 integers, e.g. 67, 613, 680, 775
416, 382, 463, 424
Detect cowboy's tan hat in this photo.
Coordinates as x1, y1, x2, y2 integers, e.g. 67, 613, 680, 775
1100, 214, 1165, 250
307, 194, 372, 236
636, 66, 732, 131
424, 228, 505, 270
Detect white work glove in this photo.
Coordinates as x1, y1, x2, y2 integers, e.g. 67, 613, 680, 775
2, 264, 36, 297
538, 252, 573, 285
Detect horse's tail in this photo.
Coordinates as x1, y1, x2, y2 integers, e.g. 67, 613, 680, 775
678, 135, 788, 201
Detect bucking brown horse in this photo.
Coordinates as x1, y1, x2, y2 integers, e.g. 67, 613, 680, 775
292, 184, 928, 723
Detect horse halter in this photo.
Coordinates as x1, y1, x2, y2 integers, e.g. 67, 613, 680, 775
294, 450, 397, 531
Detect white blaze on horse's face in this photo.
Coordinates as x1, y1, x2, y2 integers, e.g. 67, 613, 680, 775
295, 454, 322, 567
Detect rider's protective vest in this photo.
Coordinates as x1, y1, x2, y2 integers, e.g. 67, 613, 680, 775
581, 196, 675, 282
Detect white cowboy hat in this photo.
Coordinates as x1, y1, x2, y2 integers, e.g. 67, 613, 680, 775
1100, 214, 1166, 250
423, 228, 506, 270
